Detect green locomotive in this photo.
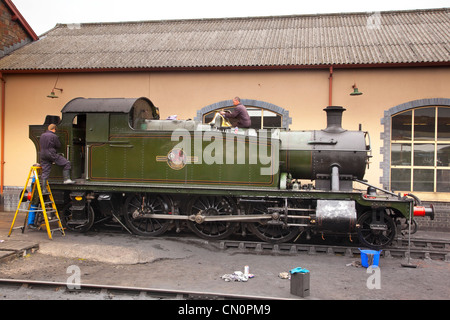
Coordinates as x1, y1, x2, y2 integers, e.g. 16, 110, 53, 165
29, 97, 434, 248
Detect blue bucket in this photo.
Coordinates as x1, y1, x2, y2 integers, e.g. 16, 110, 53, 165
359, 249, 381, 268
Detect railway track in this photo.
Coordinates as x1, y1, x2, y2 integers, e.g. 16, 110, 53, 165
96, 221, 450, 261
97, 226, 450, 261
210, 236, 450, 262
0, 233, 448, 300
0, 278, 293, 300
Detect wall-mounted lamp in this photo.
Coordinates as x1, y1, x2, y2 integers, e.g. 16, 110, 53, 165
47, 76, 63, 98
47, 88, 63, 98
350, 83, 363, 96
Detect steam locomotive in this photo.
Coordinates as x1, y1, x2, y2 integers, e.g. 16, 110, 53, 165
29, 97, 434, 249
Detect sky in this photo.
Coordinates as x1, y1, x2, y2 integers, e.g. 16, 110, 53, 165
12, 0, 450, 36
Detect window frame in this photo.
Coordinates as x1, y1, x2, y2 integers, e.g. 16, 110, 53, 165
390, 106, 450, 193
194, 98, 292, 130
202, 106, 283, 130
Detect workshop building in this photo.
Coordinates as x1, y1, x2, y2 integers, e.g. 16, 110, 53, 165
0, 5, 449, 229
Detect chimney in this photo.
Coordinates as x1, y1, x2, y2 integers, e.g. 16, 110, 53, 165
323, 106, 346, 133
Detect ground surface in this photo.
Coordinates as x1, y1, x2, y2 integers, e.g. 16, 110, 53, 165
0, 211, 449, 301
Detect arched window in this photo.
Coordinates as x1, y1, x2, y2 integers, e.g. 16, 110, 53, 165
194, 99, 292, 130
380, 99, 450, 193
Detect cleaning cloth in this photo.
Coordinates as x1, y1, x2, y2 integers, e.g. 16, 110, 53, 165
290, 267, 309, 274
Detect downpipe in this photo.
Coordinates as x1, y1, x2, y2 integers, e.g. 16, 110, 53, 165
0, 72, 5, 196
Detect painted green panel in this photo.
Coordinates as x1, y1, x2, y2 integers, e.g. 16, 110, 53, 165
279, 131, 313, 179
89, 131, 279, 187
280, 150, 312, 178
86, 114, 109, 142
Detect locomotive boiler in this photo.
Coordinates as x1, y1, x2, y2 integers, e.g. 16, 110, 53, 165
279, 106, 368, 191
28, 97, 434, 249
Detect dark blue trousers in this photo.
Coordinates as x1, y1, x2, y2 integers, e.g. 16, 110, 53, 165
41, 155, 71, 180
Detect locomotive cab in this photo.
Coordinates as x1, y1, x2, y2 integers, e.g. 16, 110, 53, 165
30, 97, 160, 181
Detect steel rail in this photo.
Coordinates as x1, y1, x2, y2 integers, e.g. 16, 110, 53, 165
83, 225, 450, 261
393, 237, 450, 250
212, 237, 450, 261
0, 278, 296, 300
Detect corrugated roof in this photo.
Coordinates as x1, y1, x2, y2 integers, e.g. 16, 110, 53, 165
0, 8, 449, 71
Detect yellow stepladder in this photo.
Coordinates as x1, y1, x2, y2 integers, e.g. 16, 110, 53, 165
8, 165, 65, 240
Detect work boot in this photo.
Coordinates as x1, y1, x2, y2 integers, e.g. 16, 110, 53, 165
63, 170, 75, 184
41, 179, 49, 195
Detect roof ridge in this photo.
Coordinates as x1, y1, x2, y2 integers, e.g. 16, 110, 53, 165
52, 7, 449, 29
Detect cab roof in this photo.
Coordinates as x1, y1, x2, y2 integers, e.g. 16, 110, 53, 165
61, 97, 156, 114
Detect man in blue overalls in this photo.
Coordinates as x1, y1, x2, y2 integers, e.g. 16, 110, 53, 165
39, 124, 74, 191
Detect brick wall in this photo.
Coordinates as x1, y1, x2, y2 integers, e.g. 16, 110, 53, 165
0, 1, 31, 56
0, 186, 28, 212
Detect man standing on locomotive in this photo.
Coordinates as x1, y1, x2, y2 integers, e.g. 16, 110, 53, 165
220, 97, 251, 128
39, 124, 74, 189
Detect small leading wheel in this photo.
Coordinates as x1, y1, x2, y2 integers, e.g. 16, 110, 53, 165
123, 193, 172, 237
60, 202, 95, 233
357, 209, 396, 249
247, 203, 300, 244
186, 196, 239, 240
